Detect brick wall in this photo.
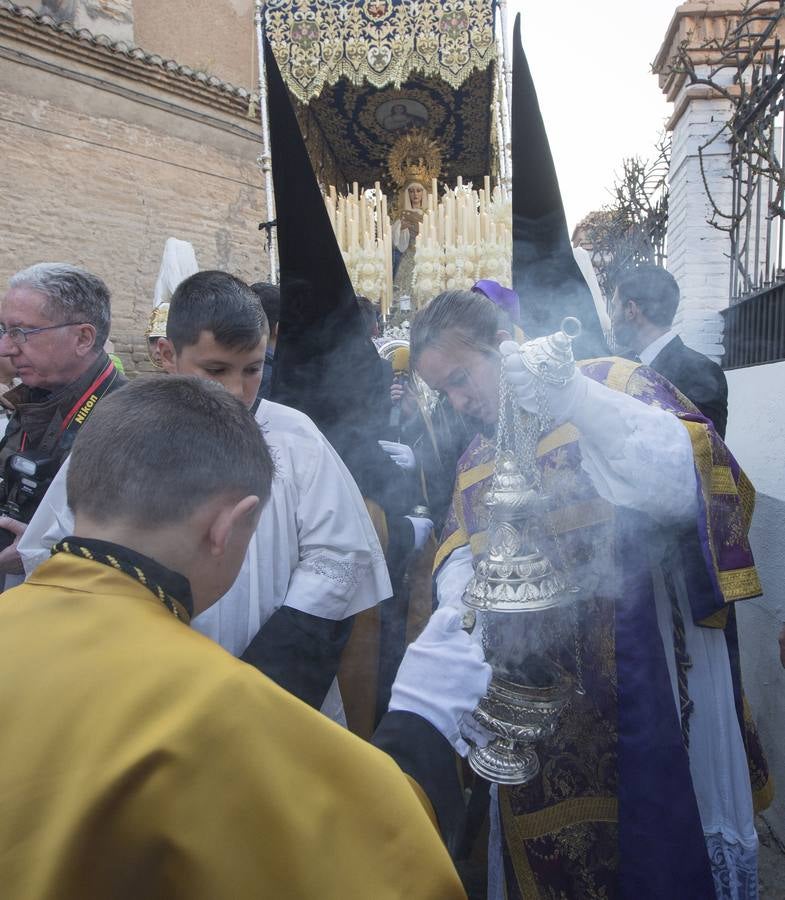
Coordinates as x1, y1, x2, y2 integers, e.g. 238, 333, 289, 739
0, 78, 268, 375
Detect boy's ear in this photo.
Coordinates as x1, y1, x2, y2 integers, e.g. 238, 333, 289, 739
207, 495, 261, 558
158, 338, 177, 373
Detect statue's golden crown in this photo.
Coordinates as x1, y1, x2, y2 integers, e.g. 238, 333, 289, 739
404, 160, 430, 184
388, 129, 443, 189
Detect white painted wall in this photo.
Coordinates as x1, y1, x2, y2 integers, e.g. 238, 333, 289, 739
725, 361, 785, 838
667, 76, 735, 362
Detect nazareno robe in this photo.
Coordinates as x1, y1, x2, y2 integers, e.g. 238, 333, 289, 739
435, 358, 769, 900
0, 550, 465, 899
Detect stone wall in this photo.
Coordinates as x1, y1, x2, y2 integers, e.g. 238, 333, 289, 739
133, 0, 256, 92
0, 14, 268, 375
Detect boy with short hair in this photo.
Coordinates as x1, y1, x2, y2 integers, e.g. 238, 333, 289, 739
19, 271, 391, 718
0, 376, 489, 898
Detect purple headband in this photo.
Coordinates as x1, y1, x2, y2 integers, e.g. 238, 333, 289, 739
471, 280, 521, 325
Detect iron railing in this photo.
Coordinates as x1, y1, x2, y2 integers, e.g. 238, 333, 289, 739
722, 281, 785, 368
724, 38, 785, 367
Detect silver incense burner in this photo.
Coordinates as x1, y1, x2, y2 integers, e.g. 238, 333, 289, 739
465, 318, 583, 786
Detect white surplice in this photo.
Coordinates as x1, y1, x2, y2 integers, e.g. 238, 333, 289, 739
18, 399, 392, 722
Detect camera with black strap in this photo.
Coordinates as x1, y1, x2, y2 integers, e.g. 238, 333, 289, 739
0, 357, 121, 551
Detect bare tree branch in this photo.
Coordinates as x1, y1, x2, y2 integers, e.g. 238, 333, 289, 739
666, 3, 785, 229
574, 136, 670, 296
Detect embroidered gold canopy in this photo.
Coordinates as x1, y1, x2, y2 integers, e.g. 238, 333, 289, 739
264, 0, 497, 104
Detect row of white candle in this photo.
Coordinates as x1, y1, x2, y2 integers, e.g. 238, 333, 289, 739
412, 176, 512, 304
324, 182, 393, 313
417, 176, 511, 250
323, 175, 511, 312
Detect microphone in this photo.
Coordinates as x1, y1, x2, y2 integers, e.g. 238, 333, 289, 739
389, 346, 410, 432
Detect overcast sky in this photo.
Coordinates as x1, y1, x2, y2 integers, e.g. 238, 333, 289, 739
507, 0, 681, 230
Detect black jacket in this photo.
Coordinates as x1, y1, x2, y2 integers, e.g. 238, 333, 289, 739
649, 335, 728, 438
0, 353, 126, 522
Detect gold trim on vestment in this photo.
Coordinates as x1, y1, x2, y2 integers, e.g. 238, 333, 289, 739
501, 792, 618, 839
457, 461, 494, 493
737, 471, 756, 529
682, 420, 722, 580
500, 791, 618, 898
433, 528, 468, 573
604, 358, 640, 393
718, 567, 762, 601
699, 607, 730, 629
536, 423, 578, 457
711, 466, 737, 495
681, 420, 762, 603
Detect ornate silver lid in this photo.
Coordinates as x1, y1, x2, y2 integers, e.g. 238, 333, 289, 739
518, 316, 582, 386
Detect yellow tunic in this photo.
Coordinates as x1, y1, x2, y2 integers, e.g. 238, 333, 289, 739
0, 553, 466, 900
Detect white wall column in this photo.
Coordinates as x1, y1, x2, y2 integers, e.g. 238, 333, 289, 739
653, 2, 742, 362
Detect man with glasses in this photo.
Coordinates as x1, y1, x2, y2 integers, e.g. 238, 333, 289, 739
0, 263, 125, 582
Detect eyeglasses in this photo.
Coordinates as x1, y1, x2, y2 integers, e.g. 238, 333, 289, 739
0, 322, 84, 345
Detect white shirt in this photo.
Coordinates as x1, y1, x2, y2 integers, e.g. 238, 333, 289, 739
18, 399, 392, 719
191, 400, 390, 647
639, 329, 677, 366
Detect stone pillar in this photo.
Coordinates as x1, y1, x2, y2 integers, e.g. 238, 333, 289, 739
653, 1, 745, 361
28, 1, 133, 43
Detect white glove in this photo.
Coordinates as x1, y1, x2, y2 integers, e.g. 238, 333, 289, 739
389, 607, 493, 756
405, 515, 434, 551
502, 342, 698, 522
378, 440, 416, 471
499, 340, 589, 426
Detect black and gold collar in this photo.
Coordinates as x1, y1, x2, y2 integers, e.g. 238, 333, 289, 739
52, 537, 193, 621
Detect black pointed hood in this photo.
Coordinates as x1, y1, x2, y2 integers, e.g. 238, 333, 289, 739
266, 33, 377, 422
265, 33, 368, 386
265, 37, 404, 505
510, 14, 608, 359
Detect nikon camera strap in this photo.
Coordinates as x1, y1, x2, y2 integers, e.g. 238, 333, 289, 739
19, 358, 119, 454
